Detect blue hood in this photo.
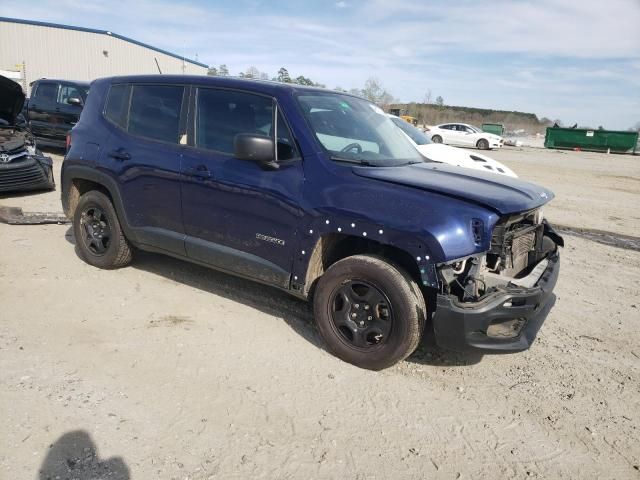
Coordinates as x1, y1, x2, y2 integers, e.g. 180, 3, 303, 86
352, 162, 554, 215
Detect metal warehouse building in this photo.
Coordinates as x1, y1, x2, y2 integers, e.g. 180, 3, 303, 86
0, 17, 208, 94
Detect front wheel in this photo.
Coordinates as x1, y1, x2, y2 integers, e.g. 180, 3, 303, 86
313, 255, 426, 370
477, 138, 490, 150
431, 135, 442, 144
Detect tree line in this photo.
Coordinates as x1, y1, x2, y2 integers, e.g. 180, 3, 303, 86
207, 65, 326, 88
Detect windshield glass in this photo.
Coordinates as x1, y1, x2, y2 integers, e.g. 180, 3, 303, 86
390, 117, 432, 145
468, 124, 482, 133
296, 93, 423, 166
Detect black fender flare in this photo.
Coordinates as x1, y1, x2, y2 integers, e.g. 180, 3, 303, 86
61, 165, 138, 243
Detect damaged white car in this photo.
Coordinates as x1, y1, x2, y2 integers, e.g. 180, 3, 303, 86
388, 115, 517, 177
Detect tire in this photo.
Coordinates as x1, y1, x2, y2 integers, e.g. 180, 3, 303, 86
431, 135, 442, 144
477, 138, 490, 150
313, 255, 426, 370
73, 190, 132, 269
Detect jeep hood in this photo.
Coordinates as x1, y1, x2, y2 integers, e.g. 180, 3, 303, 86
0, 75, 26, 125
352, 162, 554, 215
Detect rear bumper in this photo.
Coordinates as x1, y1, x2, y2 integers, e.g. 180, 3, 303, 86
433, 249, 560, 353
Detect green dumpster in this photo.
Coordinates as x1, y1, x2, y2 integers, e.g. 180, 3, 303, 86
544, 128, 639, 153
481, 123, 504, 136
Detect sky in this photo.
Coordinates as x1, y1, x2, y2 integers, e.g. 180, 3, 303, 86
2, 0, 640, 129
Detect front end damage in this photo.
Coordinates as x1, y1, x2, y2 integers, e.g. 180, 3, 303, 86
0, 74, 55, 193
433, 209, 563, 352
0, 128, 55, 193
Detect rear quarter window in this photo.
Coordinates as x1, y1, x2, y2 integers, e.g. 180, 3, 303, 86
104, 84, 131, 129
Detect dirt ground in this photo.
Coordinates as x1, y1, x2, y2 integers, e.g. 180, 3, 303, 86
1, 148, 639, 479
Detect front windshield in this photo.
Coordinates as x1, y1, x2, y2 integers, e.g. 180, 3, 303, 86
468, 124, 482, 133
390, 117, 432, 145
296, 93, 423, 166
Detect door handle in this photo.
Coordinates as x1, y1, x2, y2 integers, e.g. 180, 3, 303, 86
186, 164, 211, 179
108, 149, 131, 161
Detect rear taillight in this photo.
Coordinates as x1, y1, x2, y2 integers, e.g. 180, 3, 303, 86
65, 133, 71, 152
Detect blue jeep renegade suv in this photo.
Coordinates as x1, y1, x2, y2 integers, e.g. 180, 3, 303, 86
61, 75, 562, 370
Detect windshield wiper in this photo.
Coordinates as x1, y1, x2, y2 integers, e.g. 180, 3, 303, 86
330, 155, 375, 166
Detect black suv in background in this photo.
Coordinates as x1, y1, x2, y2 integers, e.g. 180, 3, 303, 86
25, 79, 89, 148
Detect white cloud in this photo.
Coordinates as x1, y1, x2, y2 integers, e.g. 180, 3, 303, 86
335, 1, 348, 8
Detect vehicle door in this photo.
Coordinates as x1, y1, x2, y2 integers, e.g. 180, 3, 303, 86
445, 124, 467, 146
458, 125, 478, 146
180, 87, 303, 288
438, 124, 454, 144
27, 81, 60, 141
56, 83, 86, 137
103, 83, 188, 255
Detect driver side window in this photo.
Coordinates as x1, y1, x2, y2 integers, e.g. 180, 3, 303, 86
195, 88, 299, 161
58, 85, 83, 106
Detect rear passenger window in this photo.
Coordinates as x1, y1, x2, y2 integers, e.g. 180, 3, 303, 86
104, 84, 130, 128
196, 88, 298, 160
128, 85, 184, 143
35, 83, 58, 101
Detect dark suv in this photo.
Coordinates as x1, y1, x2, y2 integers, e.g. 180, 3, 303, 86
61, 75, 562, 370
26, 79, 89, 148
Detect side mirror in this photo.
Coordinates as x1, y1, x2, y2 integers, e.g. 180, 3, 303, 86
67, 97, 83, 106
234, 133, 278, 169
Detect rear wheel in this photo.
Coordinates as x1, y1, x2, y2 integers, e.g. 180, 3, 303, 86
477, 138, 490, 150
431, 135, 442, 144
73, 190, 132, 269
313, 255, 426, 370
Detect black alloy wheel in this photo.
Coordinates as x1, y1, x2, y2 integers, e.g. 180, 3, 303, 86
313, 255, 426, 370
79, 205, 111, 256
329, 279, 393, 350
73, 190, 132, 269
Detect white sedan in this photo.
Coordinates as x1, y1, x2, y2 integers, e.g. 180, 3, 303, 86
388, 115, 517, 177
427, 122, 504, 150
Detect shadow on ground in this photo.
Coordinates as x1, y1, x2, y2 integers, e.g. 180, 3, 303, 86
39, 430, 129, 480
65, 227, 481, 367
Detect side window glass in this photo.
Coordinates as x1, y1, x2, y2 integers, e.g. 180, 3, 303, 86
128, 85, 184, 143
276, 110, 298, 160
58, 85, 83, 105
196, 88, 273, 154
104, 84, 130, 129
35, 83, 58, 102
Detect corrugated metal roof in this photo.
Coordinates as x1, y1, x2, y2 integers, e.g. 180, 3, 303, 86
0, 16, 209, 68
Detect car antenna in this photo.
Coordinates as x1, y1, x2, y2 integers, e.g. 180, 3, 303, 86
154, 58, 162, 74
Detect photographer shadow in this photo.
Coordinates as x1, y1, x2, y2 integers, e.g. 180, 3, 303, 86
39, 430, 129, 480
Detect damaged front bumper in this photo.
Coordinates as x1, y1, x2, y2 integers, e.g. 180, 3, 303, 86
0, 153, 55, 193
433, 249, 560, 353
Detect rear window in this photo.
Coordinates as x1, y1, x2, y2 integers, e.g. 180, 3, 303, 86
128, 85, 184, 143
104, 84, 130, 129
